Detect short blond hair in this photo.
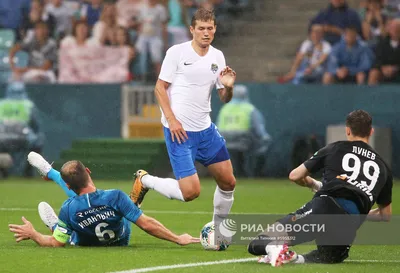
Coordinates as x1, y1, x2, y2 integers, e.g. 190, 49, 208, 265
191, 8, 216, 27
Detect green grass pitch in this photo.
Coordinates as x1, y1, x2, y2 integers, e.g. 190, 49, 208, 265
0, 178, 399, 273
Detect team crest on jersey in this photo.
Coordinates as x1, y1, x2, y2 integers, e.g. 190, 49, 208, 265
211, 63, 218, 74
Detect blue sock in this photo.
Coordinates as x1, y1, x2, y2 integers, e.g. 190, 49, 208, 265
47, 169, 76, 197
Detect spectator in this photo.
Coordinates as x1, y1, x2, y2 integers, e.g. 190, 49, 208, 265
60, 20, 98, 47
358, 0, 371, 17
115, 27, 136, 79
323, 27, 374, 85
80, 0, 103, 28
92, 2, 118, 45
116, 0, 142, 30
0, 82, 44, 177
9, 22, 57, 83
362, 0, 387, 47
216, 85, 271, 178
279, 24, 331, 84
45, 0, 75, 40
167, 0, 191, 47
115, 27, 136, 56
368, 19, 400, 84
0, 0, 30, 32
136, 0, 168, 77
383, 0, 400, 18
19, 0, 56, 43
310, 0, 362, 45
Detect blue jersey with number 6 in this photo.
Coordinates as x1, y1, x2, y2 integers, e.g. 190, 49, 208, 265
53, 189, 142, 246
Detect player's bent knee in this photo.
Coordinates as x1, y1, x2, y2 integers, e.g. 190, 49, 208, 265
317, 245, 350, 264
247, 238, 267, 256
247, 241, 258, 255
219, 176, 236, 191
179, 174, 201, 201
182, 188, 200, 202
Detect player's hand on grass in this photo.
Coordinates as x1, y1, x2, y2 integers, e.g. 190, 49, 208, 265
168, 118, 188, 144
9, 217, 34, 242
220, 66, 236, 88
177, 233, 200, 246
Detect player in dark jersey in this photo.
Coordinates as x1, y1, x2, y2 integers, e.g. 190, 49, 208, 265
8, 158, 200, 247
248, 110, 393, 267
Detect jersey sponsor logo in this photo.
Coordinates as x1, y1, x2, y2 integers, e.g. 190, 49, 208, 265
211, 63, 218, 74
291, 209, 312, 222
344, 176, 374, 201
184, 62, 193, 66
76, 205, 108, 218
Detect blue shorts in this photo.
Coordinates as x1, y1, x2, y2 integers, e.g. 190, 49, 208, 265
164, 123, 230, 180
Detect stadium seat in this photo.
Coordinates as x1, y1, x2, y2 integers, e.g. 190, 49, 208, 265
0, 71, 12, 83
0, 49, 12, 83
0, 29, 15, 49
142, 104, 161, 118
0, 50, 28, 83
0, 50, 28, 69
0, 49, 9, 70
12, 51, 29, 68
128, 121, 163, 138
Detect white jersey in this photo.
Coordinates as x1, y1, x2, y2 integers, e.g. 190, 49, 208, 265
159, 41, 226, 132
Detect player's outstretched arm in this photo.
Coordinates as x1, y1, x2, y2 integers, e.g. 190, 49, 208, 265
289, 164, 322, 192
135, 214, 200, 246
9, 217, 65, 247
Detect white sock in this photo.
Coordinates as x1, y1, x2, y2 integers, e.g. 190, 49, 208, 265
212, 186, 234, 224
141, 174, 185, 201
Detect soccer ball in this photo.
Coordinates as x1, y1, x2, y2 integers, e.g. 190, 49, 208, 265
200, 221, 230, 251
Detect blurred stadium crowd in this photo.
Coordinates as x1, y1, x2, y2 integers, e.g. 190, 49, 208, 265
0, 0, 250, 84
279, 0, 400, 85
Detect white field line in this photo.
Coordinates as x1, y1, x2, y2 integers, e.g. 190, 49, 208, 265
110, 258, 400, 273
347, 259, 400, 263
144, 210, 275, 215
0, 208, 36, 211
0, 208, 276, 215
110, 258, 257, 273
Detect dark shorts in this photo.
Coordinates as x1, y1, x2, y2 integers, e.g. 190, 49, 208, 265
248, 196, 361, 263
277, 195, 361, 263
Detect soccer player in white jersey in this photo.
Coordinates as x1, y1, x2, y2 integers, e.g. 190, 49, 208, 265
130, 8, 237, 224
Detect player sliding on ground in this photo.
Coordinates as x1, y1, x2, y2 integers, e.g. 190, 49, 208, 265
130, 8, 237, 226
8, 152, 199, 247
248, 110, 393, 266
